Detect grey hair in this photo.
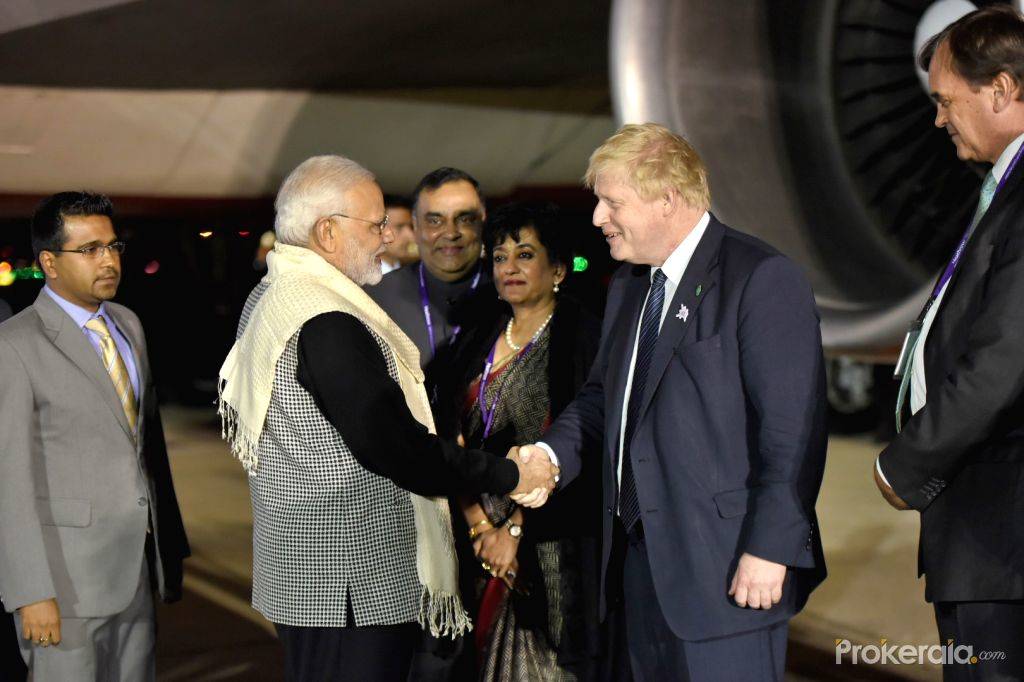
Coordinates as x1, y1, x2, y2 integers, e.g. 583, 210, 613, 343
274, 155, 376, 246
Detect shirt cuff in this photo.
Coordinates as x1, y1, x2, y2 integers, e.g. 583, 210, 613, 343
536, 438, 561, 481
875, 457, 892, 488
534, 442, 560, 468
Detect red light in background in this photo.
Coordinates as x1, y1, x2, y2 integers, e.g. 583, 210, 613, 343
238, 231, 251, 237
144, 260, 160, 275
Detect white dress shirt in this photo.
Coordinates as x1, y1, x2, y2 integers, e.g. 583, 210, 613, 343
538, 211, 711, 496
877, 133, 1024, 486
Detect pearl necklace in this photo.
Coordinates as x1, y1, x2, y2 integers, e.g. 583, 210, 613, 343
505, 311, 554, 352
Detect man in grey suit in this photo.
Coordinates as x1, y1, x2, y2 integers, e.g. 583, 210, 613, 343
0, 192, 189, 680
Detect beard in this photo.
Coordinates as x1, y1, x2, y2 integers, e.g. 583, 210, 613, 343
360, 257, 383, 286
338, 234, 383, 286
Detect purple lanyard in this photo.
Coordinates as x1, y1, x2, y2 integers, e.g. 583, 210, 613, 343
418, 262, 482, 358
932, 142, 1024, 298
477, 339, 534, 439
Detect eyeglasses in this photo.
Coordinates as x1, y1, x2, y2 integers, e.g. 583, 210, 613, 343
328, 212, 390, 235
50, 241, 127, 259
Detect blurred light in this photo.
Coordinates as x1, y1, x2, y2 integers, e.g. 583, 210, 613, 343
199, 231, 214, 239
0, 262, 13, 287
238, 231, 251, 237
259, 231, 276, 249
572, 256, 589, 273
13, 267, 43, 280
144, 260, 160, 275
0, 261, 10, 275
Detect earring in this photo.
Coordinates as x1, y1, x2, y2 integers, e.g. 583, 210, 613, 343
553, 282, 560, 293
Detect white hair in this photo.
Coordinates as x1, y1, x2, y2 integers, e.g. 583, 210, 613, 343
274, 155, 375, 246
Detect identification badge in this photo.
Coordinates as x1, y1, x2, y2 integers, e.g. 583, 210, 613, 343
893, 323, 921, 381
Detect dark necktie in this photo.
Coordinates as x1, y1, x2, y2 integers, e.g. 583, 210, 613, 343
619, 268, 667, 532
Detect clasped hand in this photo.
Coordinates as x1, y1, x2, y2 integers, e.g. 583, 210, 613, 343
474, 527, 519, 581
506, 445, 557, 508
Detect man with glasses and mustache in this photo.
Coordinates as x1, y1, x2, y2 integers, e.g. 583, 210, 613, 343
368, 171, 503, 679
0, 192, 189, 681
369, 168, 498, 371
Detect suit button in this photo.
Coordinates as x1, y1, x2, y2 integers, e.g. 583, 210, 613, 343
138, 497, 148, 507
606, 506, 614, 514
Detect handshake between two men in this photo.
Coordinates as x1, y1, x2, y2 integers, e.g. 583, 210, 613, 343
505, 444, 558, 508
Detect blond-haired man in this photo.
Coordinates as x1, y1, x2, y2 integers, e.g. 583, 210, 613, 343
520, 123, 828, 680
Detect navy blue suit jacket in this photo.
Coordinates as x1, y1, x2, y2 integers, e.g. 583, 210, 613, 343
542, 216, 828, 641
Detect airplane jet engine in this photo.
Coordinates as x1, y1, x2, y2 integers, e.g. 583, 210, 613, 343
610, 0, 1020, 349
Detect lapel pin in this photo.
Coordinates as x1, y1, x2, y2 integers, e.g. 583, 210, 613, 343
695, 284, 703, 297
676, 303, 689, 322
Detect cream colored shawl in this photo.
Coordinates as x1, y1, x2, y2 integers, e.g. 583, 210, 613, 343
217, 242, 470, 638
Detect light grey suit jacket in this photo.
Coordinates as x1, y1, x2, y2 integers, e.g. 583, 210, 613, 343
0, 289, 189, 618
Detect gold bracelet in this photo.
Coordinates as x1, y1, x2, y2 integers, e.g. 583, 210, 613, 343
468, 518, 493, 540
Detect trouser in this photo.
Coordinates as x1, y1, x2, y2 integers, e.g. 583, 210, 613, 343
934, 600, 1024, 681
16, 559, 155, 682
275, 620, 420, 682
618, 523, 788, 682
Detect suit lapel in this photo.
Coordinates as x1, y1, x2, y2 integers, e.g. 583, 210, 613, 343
929, 158, 1024, 362
605, 267, 650, 459
34, 291, 134, 441
639, 218, 724, 419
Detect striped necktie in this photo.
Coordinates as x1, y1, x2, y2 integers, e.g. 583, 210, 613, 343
85, 316, 138, 432
619, 268, 667, 532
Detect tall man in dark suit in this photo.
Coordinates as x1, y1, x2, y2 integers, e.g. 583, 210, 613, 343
875, 7, 1024, 680
0, 192, 189, 680
516, 123, 828, 681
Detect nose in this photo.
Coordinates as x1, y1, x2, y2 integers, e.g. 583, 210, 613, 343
99, 245, 117, 266
438, 218, 461, 241
502, 258, 520, 276
592, 200, 608, 227
381, 223, 395, 246
934, 104, 946, 129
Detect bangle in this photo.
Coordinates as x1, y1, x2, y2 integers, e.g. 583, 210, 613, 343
468, 518, 493, 540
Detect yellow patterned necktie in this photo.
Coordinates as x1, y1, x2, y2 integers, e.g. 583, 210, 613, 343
85, 316, 138, 431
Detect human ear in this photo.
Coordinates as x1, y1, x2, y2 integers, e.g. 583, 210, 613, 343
311, 217, 333, 251
38, 252, 58, 279
992, 72, 1019, 113
661, 190, 680, 217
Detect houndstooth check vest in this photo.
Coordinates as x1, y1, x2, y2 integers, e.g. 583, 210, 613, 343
238, 281, 420, 627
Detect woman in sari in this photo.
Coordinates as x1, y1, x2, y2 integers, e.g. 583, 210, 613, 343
432, 202, 607, 681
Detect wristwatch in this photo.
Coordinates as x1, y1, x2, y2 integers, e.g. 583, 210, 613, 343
506, 523, 523, 539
